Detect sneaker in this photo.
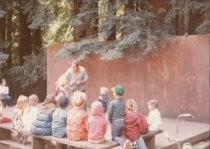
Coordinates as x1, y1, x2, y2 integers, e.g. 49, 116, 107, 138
123, 139, 132, 149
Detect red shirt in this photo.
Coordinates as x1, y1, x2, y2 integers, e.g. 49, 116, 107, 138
124, 111, 148, 141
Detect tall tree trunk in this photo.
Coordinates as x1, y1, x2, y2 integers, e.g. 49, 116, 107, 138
6, 10, 12, 68
72, 0, 84, 42
19, 10, 32, 65
85, 0, 98, 38
33, 27, 42, 53
0, 16, 6, 51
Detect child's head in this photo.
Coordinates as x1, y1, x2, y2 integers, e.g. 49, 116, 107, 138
148, 99, 158, 111
57, 75, 68, 87
91, 101, 103, 116
44, 94, 56, 105
28, 94, 39, 106
57, 95, 69, 108
112, 85, 124, 98
126, 99, 137, 112
42, 94, 57, 112
100, 87, 108, 95
71, 91, 86, 108
1, 78, 7, 86
16, 95, 28, 109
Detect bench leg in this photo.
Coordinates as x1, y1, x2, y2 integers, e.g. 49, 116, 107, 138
32, 137, 45, 149
144, 136, 155, 149
0, 128, 11, 140
56, 143, 66, 149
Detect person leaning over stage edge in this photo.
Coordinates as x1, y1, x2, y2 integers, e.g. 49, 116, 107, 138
64, 60, 88, 93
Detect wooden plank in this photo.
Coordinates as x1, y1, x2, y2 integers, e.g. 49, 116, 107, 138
0, 126, 11, 140
33, 135, 118, 149
0, 139, 31, 149
142, 130, 163, 139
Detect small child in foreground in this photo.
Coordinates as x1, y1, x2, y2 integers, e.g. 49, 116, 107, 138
88, 100, 107, 143
67, 91, 88, 141
31, 94, 57, 136
52, 95, 69, 138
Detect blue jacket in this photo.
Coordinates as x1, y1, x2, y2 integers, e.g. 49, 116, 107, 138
31, 110, 53, 136
51, 108, 68, 138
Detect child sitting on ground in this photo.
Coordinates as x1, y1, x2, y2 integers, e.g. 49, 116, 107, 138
124, 99, 148, 149
147, 99, 162, 131
108, 85, 132, 149
31, 94, 57, 136
98, 87, 108, 113
88, 100, 107, 143
67, 91, 88, 141
52, 95, 69, 138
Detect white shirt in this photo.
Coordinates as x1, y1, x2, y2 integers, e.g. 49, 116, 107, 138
147, 108, 162, 131
0, 85, 9, 95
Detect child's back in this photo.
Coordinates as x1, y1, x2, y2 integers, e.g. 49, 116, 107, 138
31, 94, 57, 136
67, 91, 88, 141
22, 94, 39, 131
52, 95, 69, 138
88, 101, 107, 143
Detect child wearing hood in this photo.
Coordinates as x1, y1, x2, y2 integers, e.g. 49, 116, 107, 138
124, 99, 148, 149
88, 101, 107, 143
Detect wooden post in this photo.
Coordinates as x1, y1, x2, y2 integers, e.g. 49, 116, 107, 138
32, 136, 45, 149
144, 136, 155, 149
0, 127, 11, 140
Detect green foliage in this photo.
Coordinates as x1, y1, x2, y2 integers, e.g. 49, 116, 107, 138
5, 51, 46, 87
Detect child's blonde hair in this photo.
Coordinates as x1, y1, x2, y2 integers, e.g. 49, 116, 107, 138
16, 95, 28, 110
28, 94, 39, 106
42, 94, 57, 113
57, 75, 68, 87
71, 91, 86, 108
126, 99, 137, 112
100, 87, 108, 95
148, 99, 159, 108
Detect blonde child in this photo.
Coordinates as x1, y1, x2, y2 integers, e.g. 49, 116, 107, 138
22, 94, 39, 131
55, 75, 70, 101
12, 95, 28, 130
147, 99, 162, 131
88, 100, 107, 143
67, 91, 88, 141
98, 87, 108, 113
12, 95, 28, 143
31, 94, 57, 136
124, 99, 148, 149
108, 85, 132, 149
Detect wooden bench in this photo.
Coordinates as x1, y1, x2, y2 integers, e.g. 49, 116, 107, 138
0, 123, 162, 149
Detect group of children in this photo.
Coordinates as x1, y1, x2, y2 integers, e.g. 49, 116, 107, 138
1, 79, 161, 149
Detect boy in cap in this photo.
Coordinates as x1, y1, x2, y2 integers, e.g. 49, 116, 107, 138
108, 85, 132, 149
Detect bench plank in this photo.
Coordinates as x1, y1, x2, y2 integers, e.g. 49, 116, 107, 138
0, 123, 163, 149
33, 136, 118, 149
